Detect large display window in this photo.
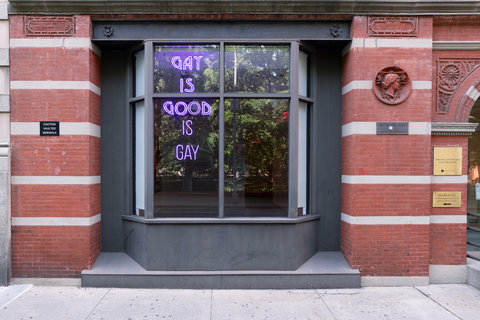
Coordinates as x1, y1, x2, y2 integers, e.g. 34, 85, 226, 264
133, 41, 310, 218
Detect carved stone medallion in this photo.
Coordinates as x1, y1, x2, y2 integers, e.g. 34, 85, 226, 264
373, 66, 412, 105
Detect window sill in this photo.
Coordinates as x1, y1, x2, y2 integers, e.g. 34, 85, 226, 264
122, 214, 320, 224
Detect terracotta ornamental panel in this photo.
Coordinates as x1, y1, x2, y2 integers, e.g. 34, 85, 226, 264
436, 59, 480, 114
24, 16, 76, 36
368, 17, 418, 37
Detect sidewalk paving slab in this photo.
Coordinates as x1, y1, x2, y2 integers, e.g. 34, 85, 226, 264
318, 287, 461, 320
87, 289, 211, 320
211, 290, 334, 320
0, 284, 479, 320
416, 284, 480, 320
0, 286, 109, 320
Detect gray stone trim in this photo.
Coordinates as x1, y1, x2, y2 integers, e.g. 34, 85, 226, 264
431, 122, 479, 136
0, 146, 10, 286
0, 95, 8, 112
8, 0, 480, 15
433, 41, 480, 51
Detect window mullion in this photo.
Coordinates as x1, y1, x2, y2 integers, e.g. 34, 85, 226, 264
289, 41, 300, 218
144, 41, 155, 219
219, 41, 225, 218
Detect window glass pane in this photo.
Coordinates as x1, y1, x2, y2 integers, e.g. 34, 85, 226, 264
135, 101, 145, 215
225, 45, 290, 93
224, 99, 289, 217
154, 44, 219, 93
135, 50, 145, 97
468, 99, 480, 253
299, 50, 308, 97
154, 98, 219, 217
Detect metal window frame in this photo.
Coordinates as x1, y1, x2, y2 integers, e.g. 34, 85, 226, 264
134, 39, 307, 219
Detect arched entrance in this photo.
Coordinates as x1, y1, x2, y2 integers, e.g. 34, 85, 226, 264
468, 99, 480, 260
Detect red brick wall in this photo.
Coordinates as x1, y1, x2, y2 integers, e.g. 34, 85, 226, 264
430, 136, 468, 266
12, 185, 100, 218
10, 15, 101, 278
341, 16, 434, 277
342, 184, 431, 216
342, 222, 430, 276
11, 90, 100, 125
342, 135, 431, 175
12, 224, 100, 277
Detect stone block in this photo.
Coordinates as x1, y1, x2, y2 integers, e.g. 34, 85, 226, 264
0, 2, 7, 20
0, 48, 8, 66
0, 21, 8, 48
0, 67, 8, 94
0, 154, 8, 171
0, 95, 8, 112
0, 112, 9, 143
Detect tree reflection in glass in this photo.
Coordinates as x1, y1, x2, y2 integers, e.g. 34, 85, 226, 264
153, 99, 219, 217
225, 45, 290, 93
224, 99, 289, 217
154, 44, 219, 93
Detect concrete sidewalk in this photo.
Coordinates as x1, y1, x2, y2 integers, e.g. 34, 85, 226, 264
0, 284, 479, 319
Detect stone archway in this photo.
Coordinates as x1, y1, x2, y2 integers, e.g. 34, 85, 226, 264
456, 75, 480, 123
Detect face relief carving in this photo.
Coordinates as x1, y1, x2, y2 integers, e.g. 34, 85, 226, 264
373, 66, 412, 105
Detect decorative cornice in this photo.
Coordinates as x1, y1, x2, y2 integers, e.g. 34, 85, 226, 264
431, 122, 478, 135
434, 41, 480, 51
8, 1, 480, 15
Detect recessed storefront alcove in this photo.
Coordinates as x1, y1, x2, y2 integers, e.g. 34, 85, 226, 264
93, 21, 353, 285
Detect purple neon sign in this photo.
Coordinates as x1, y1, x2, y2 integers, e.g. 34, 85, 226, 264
155, 46, 218, 162
154, 46, 219, 94
162, 100, 212, 117
171, 55, 204, 71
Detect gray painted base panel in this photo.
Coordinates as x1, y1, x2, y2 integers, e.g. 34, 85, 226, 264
81, 251, 360, 289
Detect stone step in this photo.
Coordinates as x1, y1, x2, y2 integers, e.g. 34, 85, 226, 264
81, 251, 360, 289
467, 257, 480, 290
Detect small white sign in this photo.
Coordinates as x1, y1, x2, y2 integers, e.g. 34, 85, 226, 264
476, 183, 480, 200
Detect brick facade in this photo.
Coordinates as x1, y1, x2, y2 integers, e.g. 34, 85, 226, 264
5, 7, 480, 284
341, 15, 475, 282
9, 14, 100, 278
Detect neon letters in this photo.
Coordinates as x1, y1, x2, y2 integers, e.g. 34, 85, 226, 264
176, 144, 199, 161
165, 52, 212, 162
163, 100, 211, 116
171, 56, 203, 71
182, 120, 194, 136
179, 78, 195, 93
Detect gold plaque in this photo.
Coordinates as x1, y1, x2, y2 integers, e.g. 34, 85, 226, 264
433, 147, 462, 175
432, 192, 461, 208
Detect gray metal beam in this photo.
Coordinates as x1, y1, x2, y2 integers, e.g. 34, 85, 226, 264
92, 21, 350, 42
